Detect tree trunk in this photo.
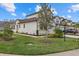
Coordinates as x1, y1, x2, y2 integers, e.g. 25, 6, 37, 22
45, 30, 48, 40
36, 20, 39, 36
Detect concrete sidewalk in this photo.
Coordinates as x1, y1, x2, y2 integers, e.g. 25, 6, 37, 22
0, 53, 20, 56
15, 33, 79, 38
15, 33, 44, 38
65, 35, 79, 38
45, 49, 79, 56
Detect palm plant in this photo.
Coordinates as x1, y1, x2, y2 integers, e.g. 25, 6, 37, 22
38, 3, 54, 40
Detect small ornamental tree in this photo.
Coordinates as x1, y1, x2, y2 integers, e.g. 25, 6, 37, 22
38, 3, 53, 40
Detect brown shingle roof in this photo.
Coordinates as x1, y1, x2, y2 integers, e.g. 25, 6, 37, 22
18, 17, 37, 24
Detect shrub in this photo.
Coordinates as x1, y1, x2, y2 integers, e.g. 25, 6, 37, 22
0, 33, 4, 40
16, 30, 18, 33
48, 34, 53, 38
3, 26, 13, 41
0, 33, 3, 37
48, 28, 64, 38
54, 28, 63, 38
52, 34, 62, 38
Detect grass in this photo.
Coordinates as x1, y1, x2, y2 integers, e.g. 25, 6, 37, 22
0, 34, 79, 55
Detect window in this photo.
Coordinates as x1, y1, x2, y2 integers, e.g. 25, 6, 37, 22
16, 25, 18, 29
19, 24, 20, 28
23, 24, 25, 28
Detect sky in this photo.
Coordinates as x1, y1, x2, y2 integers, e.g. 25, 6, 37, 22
0, 3, 79, 22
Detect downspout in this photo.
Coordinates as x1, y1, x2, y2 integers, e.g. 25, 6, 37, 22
36, 18, 39, 36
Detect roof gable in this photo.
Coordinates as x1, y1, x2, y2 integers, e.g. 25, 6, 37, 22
26, 12, 39, 17
17, 17, 37, 24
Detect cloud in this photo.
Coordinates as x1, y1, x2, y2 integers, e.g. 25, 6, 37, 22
22, 12, 26, 17
35, 5, 57, 15
35, 5, 41, 12
67, 15, 71, 19
68, 9, 72, 13
70, 4, 79, 12
0, 3, 16, 16
61, 15, 71, 19
11, 13, 16, 16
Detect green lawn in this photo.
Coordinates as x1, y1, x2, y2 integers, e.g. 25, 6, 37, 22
0, 34, 79, 55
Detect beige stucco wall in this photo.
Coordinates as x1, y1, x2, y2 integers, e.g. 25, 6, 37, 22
15, 21, 37, 35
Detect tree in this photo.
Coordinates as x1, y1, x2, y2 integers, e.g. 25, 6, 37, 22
38, 3, 54, 40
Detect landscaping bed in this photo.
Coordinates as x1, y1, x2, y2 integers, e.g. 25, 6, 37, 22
0, 34, 78, 55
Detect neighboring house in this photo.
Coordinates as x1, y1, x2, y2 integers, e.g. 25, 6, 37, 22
0, 21, 5, 31
0, 21, 16, 31
13, 12, 74, 35
53, 16, 63, 27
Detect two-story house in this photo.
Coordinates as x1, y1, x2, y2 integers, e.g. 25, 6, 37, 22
13, 12, 73, 35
